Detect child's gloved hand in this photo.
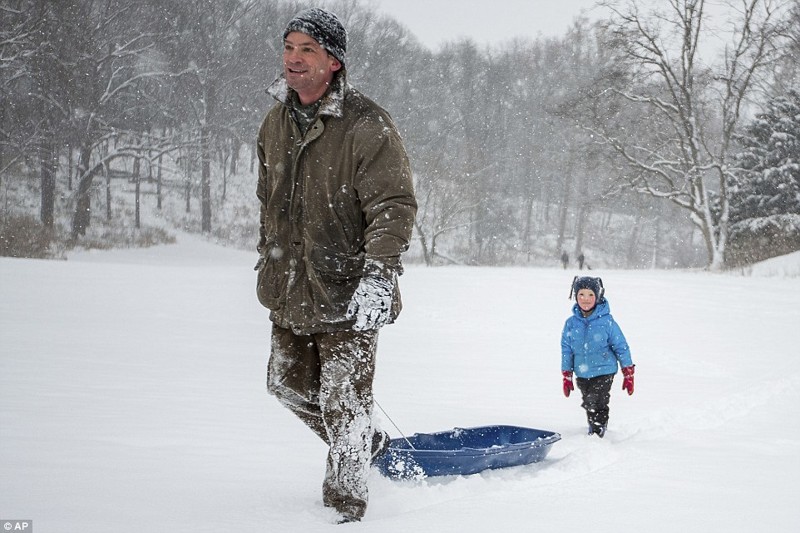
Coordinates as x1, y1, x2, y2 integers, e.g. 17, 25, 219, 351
621, 365, 635, 395
562, 370, 574, 397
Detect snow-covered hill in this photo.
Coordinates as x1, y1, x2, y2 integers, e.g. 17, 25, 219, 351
1, 235, 798, 532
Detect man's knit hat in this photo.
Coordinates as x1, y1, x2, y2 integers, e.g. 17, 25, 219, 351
283, 8, 347, 67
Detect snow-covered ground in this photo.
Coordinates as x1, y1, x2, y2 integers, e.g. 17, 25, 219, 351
1, 235, 798, 532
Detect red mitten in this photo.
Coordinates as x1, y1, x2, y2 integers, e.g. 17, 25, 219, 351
621, 365, 635, 395
562, 370, 574, 397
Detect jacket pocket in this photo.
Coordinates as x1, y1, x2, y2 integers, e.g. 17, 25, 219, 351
256, 241, 288, 309
331, 185, 362, 250
308, 245, 364, 319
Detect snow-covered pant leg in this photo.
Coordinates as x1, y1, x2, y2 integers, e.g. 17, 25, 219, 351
266, 325, 378, 520
576, 374, 614, 430
317, 330, 378, 521
267, 325, 329, 443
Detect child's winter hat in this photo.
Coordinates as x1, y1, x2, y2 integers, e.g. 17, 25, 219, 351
283, 8, 347, 67
569, 276, 605, 301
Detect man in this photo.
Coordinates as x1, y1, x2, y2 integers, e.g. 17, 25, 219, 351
255, 7, 417, 524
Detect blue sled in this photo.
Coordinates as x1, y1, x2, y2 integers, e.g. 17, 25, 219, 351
374, 425, 561, 479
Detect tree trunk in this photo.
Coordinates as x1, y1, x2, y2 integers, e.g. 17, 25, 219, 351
72, 145, 94, 239
572, 171, 589, 259
230, 137, 240, 176
184, 146, 192, 214
574, 202, 588, 261
626, 206, 644, 268
523, 195, 534, 262
200, 125, 212, 233
104, 163, 111, 221
651, 216, 661, 269
556, 171, 573, 255
103, 141, 111, 221
67, 142, 74, 191
40, 140, 57, 228
413, 220, 432, 266
133, 150, 141, 229
156, 152, 163, 210
220, 150, 228, 203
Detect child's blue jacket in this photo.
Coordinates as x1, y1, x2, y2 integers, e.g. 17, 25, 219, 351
561, 299, 633, 379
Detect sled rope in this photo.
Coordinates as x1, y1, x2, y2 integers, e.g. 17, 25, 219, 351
375, 398, 416, 450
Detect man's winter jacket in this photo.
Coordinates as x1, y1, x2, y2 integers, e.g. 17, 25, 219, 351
561, 299, 633, 379
256, 72, 417, 335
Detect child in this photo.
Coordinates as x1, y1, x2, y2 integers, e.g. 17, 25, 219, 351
561, 276, 634, 438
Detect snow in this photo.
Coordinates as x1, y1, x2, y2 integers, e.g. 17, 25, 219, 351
1, 235, 799, 532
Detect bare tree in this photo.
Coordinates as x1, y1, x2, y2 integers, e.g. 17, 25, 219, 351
0, 1, 35, 181
1, 1, 66, 227
768, 0, 800, 94
60, 0, 179, 239
590, 0, 789, 270
163, 0, 262, 234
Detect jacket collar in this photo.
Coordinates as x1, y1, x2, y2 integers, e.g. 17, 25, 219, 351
572, 299, 610, 320
266, 70, 347, 118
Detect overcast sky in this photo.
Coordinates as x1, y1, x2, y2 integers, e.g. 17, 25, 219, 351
367, 0, 602, 50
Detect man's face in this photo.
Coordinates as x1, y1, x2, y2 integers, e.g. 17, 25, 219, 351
283, 31, 341, 102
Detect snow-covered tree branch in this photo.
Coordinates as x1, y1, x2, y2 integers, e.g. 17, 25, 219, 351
588, 0, 789, 270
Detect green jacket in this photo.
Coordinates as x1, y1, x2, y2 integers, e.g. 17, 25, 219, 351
256, 72, 417, 334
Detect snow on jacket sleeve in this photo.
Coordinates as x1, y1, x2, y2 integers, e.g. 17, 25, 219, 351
351, 110, 416, 275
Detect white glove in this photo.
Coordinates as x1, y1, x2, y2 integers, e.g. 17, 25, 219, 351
346, 275, 394, 331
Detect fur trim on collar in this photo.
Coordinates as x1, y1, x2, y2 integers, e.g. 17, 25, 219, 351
265, 71, 347, 118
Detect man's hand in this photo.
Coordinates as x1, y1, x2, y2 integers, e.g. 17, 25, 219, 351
346, 275, 394, 331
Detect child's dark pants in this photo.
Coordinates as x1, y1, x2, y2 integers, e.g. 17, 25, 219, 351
576, 374, 614, 431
